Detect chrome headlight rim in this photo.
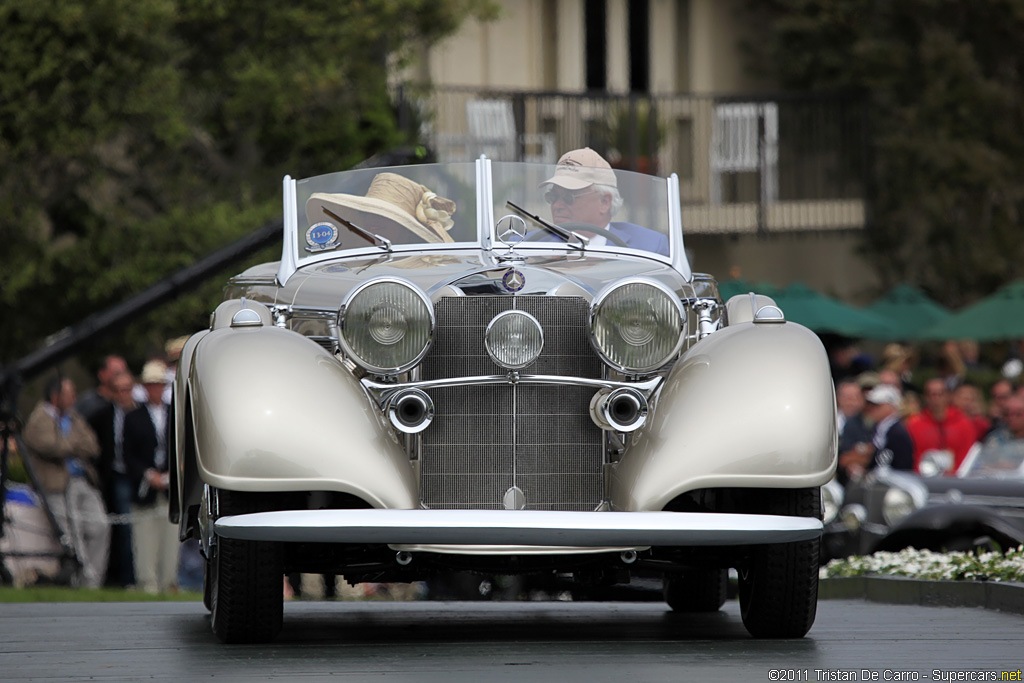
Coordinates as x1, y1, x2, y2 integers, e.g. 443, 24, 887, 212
881, 486, 918, 527
589, 277, 686, 375
484, 309, 545, 370
338, 276, 434, 376
821, 479, 845, 526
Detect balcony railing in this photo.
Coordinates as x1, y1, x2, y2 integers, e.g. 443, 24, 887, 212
393, 86, 869, 235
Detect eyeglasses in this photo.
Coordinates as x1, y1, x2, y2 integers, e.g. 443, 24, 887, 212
544, 188, 598, 205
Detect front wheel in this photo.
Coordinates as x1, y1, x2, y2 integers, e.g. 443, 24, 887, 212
209, 490, 283, 644
737, 488, 820, 639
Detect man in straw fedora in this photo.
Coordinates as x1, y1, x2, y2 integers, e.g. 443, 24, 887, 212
306, 173, 458, 246
536, 147, 669, 256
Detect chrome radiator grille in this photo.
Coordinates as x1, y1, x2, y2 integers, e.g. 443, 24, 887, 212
419, 296, 605, 510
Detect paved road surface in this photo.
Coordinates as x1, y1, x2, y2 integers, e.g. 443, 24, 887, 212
0, 599, 1020, 682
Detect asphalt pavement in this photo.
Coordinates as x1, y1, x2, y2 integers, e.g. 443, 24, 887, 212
0, 599, 1020, 682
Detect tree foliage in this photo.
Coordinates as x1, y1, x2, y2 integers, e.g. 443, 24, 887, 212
0, 0, 493, 368
747, 0, 1024, 307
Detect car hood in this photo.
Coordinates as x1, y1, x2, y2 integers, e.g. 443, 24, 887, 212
268, 250, 691, 308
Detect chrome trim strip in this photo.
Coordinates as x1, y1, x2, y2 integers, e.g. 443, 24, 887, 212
667, 172, 692, 281
215, 509, 823, 546
276, 175, 298, 286
479, 157, 494, 251
388, 543, 645, 556
361, 374, 662, 408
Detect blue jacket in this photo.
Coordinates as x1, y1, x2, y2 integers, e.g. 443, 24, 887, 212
531, 221, 669, 257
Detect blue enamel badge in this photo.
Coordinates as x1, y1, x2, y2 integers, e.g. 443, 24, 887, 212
502, 268, 526, 293
305, 222, 340, 252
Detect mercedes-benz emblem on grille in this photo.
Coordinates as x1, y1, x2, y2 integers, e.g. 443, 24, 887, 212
502, 268, 526, 292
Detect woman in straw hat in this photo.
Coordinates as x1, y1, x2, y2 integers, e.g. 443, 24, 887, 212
306, 173, 457, 246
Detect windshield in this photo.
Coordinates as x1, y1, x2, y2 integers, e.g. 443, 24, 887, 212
490, 161, 673, 259
282, 160, 681, 284
964, 440, 1024, 478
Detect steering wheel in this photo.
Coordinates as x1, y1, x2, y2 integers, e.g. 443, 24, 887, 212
524, 222, 629, 248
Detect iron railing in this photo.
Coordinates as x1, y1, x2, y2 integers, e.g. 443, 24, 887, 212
394, 86, 869, 235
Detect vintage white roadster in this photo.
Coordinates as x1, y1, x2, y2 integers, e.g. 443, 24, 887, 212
170, 155, 837, 642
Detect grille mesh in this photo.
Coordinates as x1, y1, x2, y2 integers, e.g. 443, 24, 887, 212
420, 296, 604, 510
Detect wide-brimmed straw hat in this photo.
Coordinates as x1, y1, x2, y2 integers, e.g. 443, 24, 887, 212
306, 173, 456, 244
540, 147, 618, 190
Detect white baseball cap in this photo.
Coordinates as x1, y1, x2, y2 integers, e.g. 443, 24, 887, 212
540, 147, 618, 190
865, 384, 902, 407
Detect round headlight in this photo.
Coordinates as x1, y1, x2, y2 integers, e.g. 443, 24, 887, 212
339, 278, 433, 374
485, 310, 544, 370
590, 279, 684, 374
882, 487, 918, 526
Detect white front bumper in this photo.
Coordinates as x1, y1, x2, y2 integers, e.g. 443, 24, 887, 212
214, 509, 822, 547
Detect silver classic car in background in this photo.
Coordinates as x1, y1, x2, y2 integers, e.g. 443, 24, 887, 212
170, 156, 837, 642
823, 438, 1024, 560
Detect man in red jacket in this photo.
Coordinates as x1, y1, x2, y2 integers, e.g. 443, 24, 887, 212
905, 377, 978, 475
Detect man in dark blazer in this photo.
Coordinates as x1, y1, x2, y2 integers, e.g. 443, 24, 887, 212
87, 371, 137, 587
123, 361, 178, 594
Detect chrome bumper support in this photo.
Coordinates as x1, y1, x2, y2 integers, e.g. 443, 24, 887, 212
214, 509, 822, 546
360, 375, 662, 409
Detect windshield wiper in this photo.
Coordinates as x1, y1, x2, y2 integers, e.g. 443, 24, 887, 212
505, 201, 588, 249
322, 207, 392, 252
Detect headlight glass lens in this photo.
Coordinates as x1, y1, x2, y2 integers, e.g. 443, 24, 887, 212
340, 280, 432, 373
882, 488, 917, 526
591, 281, 683, 373
485, 310, 544, 370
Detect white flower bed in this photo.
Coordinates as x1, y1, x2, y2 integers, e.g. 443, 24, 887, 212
820, 545, 1024, 582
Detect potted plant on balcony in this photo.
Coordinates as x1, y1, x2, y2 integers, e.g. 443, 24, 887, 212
600, 99, 666, 175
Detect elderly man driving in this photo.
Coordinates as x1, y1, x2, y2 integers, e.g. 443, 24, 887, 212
538, 147, 669, 256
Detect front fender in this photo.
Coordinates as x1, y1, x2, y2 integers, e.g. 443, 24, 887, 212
187, 325, 418, 510
611, 320, 837, 511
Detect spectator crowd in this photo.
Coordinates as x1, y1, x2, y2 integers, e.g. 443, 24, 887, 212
9, 336, 201, 593
834, 340, 1024, 483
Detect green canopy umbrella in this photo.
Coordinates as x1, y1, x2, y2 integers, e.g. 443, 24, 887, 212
770, 282, 892, 339
864, 284, 952, 340
917, 280, 1024, 341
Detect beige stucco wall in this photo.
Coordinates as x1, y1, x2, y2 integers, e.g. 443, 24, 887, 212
410, 0, 775, 94
688, 0, 773, 93
422, 0, 552, 89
